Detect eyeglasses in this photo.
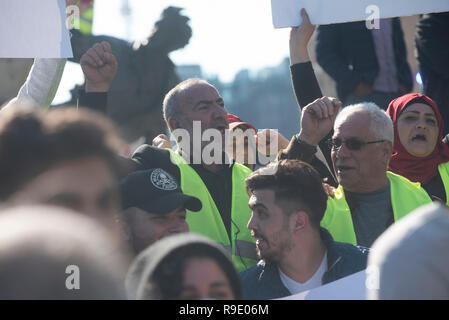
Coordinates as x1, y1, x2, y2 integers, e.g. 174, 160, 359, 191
330, 138, 386, 151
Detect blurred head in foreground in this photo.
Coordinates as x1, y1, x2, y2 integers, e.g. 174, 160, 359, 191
0, 106, 126, 235
0, 205, 129, 299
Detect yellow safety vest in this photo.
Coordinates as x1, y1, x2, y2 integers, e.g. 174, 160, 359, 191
79, 6, 94, 35
437, 161, 449, 205
321, 171, 432, 245
168, 150, 257, 272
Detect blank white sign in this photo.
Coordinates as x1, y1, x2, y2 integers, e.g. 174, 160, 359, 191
0, 0, 73, 58
271, 0, 449, 28
279, 270, 367, 300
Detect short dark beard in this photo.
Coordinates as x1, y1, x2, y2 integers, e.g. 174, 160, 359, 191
257, 227, 294, 264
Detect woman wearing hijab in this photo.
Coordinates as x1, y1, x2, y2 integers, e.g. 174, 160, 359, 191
125, 233, 242, 300
386, 93, 449, 203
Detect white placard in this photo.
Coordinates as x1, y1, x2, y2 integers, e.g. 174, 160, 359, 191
0, 0, 73, 58
271, 0, 449, 28
278, 270, 366, 300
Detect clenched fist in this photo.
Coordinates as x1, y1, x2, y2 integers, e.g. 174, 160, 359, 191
80, 42, 118, 92
299, 96, 342, 146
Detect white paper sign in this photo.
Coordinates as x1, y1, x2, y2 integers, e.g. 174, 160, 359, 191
0, 0, 73, 58
278, 270, 367, 300
271, 0, 449, 28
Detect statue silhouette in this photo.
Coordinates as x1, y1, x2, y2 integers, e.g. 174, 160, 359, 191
67, 6, 192, 143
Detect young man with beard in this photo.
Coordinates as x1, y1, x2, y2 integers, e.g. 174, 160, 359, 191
239, 160, 368, 300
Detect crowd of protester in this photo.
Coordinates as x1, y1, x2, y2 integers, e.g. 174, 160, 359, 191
0, 2, 448, 300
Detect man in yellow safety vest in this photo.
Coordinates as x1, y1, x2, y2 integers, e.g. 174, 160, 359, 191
280, 97, 431, 247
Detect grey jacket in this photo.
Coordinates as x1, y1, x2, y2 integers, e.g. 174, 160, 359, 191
239, 228, 369, 300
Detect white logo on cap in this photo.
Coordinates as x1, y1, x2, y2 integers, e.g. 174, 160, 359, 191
150, 168, 178, 191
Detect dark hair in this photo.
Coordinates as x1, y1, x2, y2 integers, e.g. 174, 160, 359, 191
245, 160, 328, 229
0, 107, 124, 201
147, 242, 242, 300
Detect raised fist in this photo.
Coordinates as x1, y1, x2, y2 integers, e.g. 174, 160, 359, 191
80, 41, 118, 92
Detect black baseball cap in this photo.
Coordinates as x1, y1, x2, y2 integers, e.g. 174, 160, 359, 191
120, 168, 202, 214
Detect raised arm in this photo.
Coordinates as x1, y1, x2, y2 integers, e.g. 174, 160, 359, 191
279, 96, 341, 186
1, 1, 93, 113
289, 9, 322, 108
1, 59, 67, 112
77, 41, 118, 113
284, 9, 335, 177
298, 97, 341, 147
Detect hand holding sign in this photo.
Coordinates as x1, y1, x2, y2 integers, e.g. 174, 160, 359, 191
289, 9, 315, 64
81, 42, 118, 92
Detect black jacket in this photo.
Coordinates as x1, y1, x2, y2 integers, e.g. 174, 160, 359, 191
315, 19, 412, 102
415, 12, 449, 81
279, 62, 337, 186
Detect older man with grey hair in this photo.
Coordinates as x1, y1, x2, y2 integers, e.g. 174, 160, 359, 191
279, 97, 431, 247
72, 48, 258, 272
127, 78, 258, 273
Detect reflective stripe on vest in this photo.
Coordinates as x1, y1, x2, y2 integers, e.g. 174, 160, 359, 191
321, 171, 432, 245
167, 150, 257, 272
437, 162, 449, 205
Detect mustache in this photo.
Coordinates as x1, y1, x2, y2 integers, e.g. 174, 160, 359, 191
251, 230, 265, 241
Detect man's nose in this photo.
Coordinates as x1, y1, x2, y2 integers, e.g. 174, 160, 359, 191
247, 213, 257, 231
213, 104, 228, 119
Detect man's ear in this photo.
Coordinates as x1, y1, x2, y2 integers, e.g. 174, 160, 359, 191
168, 117, 180, 131
382, 141, 393, 164
291, 211, 308, 232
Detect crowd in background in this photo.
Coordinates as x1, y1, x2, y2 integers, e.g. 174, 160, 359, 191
0, 1, 448, 300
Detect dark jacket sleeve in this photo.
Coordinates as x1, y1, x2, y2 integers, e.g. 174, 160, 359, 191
290, 62, 322, 108
315, 24, 364, 99
415, 13, 449, 80
289, 62, 334, 178
392, 18, 413, 92
278, 136, 337, 187
278, 136, 317, 163
78, 90, 108, 114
